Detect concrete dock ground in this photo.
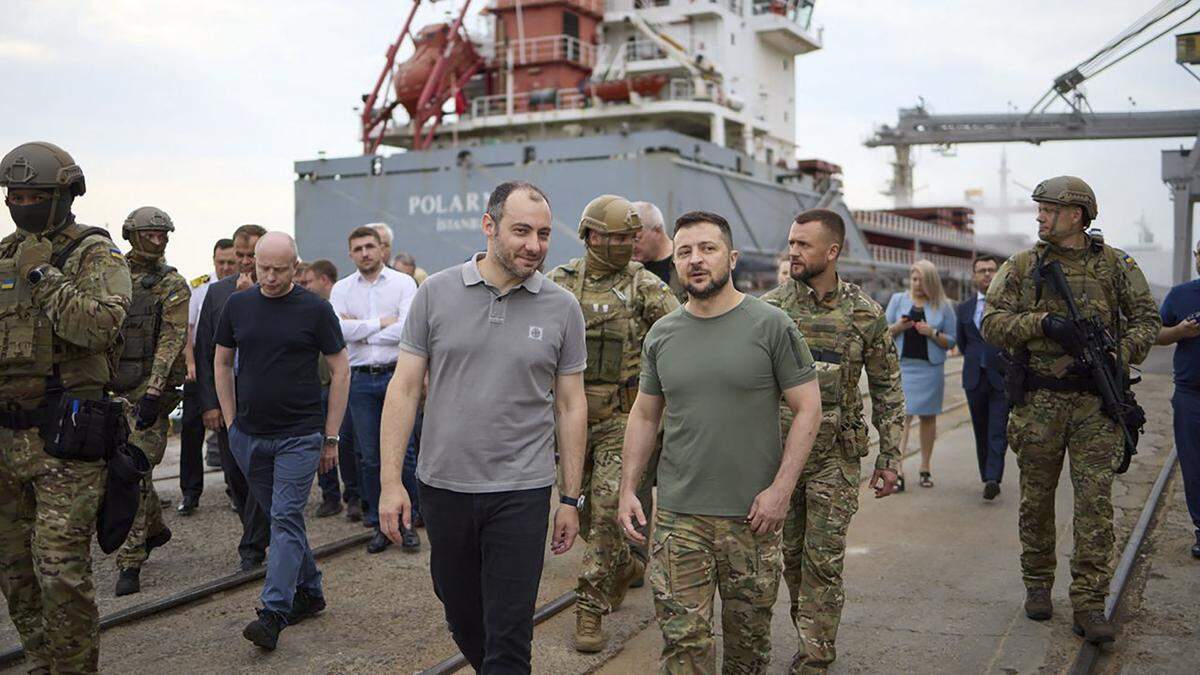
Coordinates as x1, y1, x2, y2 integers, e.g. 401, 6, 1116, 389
0, 363, 1193, 673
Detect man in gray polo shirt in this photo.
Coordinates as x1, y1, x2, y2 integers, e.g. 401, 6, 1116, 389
379, 181, 588, 672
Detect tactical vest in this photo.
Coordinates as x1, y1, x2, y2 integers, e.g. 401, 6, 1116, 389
111, 265, 175, 393
0, 223, 117, 402
566, 259, 644, 420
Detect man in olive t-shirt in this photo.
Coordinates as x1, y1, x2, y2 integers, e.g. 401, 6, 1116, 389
618, 212, 822, 674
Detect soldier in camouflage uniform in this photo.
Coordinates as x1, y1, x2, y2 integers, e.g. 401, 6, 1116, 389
0, 142, 133, 673
549, 195, 680, 653
112, 206, 190, 597
762, 208, 905, 673
982, 176, 1160, 644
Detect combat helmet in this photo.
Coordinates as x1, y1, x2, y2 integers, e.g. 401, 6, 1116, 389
578, 195, 641, 239
1031, 176, 1097, 220
0, 142, 86, 196
122, 206, 175, 242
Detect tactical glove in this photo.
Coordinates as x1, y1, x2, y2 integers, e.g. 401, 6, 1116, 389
135, 393, 161, 430
1041, 314, 1084, 357
17, 236, 52, 279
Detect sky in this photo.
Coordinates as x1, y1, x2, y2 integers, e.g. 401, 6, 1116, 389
3, 0, 1199, 284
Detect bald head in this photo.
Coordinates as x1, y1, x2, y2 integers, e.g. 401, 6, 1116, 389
254, 232, 300, 297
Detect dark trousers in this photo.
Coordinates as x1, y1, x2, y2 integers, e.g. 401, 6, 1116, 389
420, 482, 550, 673
317, 389, 361, 505
966, 374, 1009, 483
218, 425, 271, 563
1173, 386, 1200, 532
179, 382, 207, 500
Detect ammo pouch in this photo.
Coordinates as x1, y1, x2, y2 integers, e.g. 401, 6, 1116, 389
97, 442, 150, 554
44, 397, 128, 462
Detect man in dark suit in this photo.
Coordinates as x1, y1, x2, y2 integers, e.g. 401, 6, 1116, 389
196, 223, 271, 569
957, 255, 1008, 500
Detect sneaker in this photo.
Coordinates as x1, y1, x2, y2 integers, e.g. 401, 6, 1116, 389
610, 556, 646, 611
243, 609, 287, 650
573, 608, 605, 653
315, 499, 342, 518
114, 568, 140, 597
288, 589, 326, 625
983, 481, 1000, 501
345, 501, 363, 522
145, 527, 172, 556
1024, 587, 1052, 621
1072, 609, 1116, 644
401, 526, 421, 553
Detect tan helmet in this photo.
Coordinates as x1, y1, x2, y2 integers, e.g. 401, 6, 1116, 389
0, 141, 86, 196
578, 194, 641, 239
122, 206, 175, 243
1031, 175, 1097, 220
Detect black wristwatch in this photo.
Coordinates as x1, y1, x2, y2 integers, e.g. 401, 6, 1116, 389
26, 265, 50, 285
560, 494, 586, 510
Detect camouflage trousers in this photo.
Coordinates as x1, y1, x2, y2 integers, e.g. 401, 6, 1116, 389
0, 427, 104, 674
575, 415, 656, 615
651, 509, 783, 674
1009, 389, 1120, 611
116, 391, 178, 571
782, 451, 860, 674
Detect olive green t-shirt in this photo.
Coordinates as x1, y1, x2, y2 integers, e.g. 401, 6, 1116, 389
640, 295, 816, 516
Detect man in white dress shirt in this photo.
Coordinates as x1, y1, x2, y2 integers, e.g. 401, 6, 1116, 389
330, 225, 420, 553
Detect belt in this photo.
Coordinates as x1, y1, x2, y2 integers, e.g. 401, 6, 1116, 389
810, 349, 842, 365
0, 404, 53, 431
1026, 373, 1098, 393
352, 362, 397, 375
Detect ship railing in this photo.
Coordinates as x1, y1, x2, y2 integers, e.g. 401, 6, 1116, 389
488, 35, 596, 68
492, 0, 605, 14
468, 88, 589, 118
853, 210, 976, 248
867, 245, 974, 278
623, 38, 668, 62
750, 0, 815, 30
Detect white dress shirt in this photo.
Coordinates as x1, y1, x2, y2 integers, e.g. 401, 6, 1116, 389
330, 266, 418, 367
974, 291, 986, 330
187, 279, 213, 332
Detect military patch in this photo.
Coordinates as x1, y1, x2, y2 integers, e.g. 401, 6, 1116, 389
108, 248, 124, 259
1122, 254, 1137, 269
0, 279, 14, 290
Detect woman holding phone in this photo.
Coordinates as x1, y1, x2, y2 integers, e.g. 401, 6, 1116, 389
886, 260, 957, 490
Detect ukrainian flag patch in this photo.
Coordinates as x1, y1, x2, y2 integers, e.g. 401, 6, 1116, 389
1122, 254, 1138, 268
0, 279, 15, 290
109, 248, 124, 259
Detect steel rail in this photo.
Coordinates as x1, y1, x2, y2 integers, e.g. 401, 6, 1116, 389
0, 530, 374, 668
1067, 448, 1179, 675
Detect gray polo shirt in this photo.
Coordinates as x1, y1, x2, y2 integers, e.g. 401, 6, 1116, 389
399, 253, 588, 493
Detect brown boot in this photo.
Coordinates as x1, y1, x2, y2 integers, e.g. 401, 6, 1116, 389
574, 609, 605, 653
1024, 587, 1052, 621
610, 556, 646, 611
1072, 610, 1116, 644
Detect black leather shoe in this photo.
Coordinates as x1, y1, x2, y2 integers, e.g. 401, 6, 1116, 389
367, 529, 392, 554
145, 527, 172, 556
288, 589, 326, 625
401, 526, 421, 552
1192, 531, 1200, 559
115, 568, 140, 597
315, 499, 342, 518
176, 496, 199, 516
983, 481, 1000, 501
345, 501, 362, 522
243, 609, 287, 650
239, 558, 264, 573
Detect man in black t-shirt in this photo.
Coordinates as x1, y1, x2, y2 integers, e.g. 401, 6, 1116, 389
215, 232, 350, 651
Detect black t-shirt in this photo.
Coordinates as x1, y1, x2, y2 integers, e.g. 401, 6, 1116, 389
644, 256, 673, 285
901, 307, 929, 361
215, 284, 345, 438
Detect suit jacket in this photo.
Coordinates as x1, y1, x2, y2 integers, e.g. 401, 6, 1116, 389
956, 294, 1006, 391
885, 292, 957, 365
195, 273, 239, 412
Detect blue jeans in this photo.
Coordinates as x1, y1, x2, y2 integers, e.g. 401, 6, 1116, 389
318, 388, 361, 505
349, 370, 420, 527
228, 423, 324, 617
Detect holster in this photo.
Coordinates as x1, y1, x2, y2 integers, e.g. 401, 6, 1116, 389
44, 396, 128, 462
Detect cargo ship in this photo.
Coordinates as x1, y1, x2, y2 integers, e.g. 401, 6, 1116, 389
294, 0, 1004, 300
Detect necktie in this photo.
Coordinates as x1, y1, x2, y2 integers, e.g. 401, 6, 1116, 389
975, 298, 984, 330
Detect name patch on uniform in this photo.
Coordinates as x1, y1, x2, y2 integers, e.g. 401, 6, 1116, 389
0, 279, 15, 290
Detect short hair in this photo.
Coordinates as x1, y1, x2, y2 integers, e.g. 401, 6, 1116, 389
295, 261, 310, 274
393, 251, 416, 267
347, 225, 382, 246
632, 201, 665, 231
973, 254, 1001, 270
794, 208, 845, 248
232, 224, 267, 241
366, 222, 393, 243
212, 238, 234, 255
485, 181, 550, 225
674, 210, 733, 249
308, 259, 338, 283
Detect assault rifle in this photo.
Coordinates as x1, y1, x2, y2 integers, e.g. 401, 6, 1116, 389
1041, 260, 1145, 474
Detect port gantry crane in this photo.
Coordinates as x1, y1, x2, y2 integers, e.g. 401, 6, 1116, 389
866, 0, 1200, 284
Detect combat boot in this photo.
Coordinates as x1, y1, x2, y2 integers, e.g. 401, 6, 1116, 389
573, 608, 605, 653
1024, 587, 1052, 621
243, 608, 287, 650
115, 568, 141, 597
610, 556, 646, 611
1072, 610, 1115, 644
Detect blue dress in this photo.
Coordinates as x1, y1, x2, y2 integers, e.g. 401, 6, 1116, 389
885, 293, 958, 416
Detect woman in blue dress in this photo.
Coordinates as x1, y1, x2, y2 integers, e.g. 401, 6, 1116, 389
886, 260, 957, 490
